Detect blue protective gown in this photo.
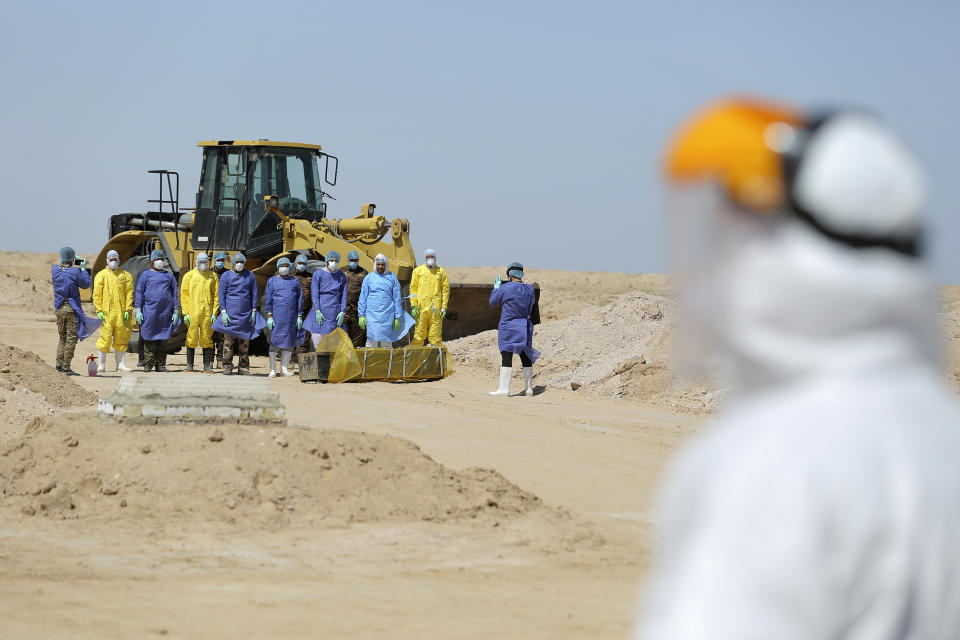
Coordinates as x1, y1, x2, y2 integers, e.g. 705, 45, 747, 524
134, 269, 180, 341
303, 269, 348, 337
358, 271, 415, 343
51, 265, 101, 341
264, 274, 304, 349
212, 269, 265, 340
489, 281, 540, 362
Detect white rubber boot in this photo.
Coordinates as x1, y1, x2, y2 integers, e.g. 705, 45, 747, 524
97, 350, 107, 373
523, 367, 534, 396
490, 367, 512, 396
115, 351, 132, 372
281, 350, 294, 376
268, 350, 277, 378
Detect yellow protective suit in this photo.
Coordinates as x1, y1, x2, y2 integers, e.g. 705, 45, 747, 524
93, 268, 134, 353
179, 268, 219, 349
409, 264, 450, 346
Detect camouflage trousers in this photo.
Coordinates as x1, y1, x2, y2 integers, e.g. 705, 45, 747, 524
342, 312, 366, 348
142, 340, 168, 370
213, 331, 224, 366
222, 335, 249, 371
55, 304, 78, 370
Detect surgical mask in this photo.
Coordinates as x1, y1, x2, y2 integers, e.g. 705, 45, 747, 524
107, 259, 119, 270
153, 259, 165, 269
327, 261, 338, 270
278, 266, 290, 276
197, 263, 208, 272
426, 258, 436, 267
233, 262, 244, 272
348, 261, 359, 270
296, 263, 306, 272
215, 260, 225, 269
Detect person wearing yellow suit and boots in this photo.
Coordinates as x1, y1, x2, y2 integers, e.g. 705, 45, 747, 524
93, 249, 134, 372
409, 248, 450, 346
180, 252, 219, 372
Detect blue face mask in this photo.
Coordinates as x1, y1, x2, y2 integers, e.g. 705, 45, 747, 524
215, 260, 225, 269
349, 261, 359, 270
296, 263, 306, 272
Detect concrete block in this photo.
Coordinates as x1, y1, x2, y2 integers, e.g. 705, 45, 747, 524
166, 405, 205, 419
142, 405, 166, 417
204, 406, 242, 419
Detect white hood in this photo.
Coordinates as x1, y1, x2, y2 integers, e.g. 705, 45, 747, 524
700, 219, 941, 395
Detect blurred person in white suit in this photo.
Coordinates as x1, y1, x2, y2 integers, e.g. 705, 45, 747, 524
634, 97, 960, 639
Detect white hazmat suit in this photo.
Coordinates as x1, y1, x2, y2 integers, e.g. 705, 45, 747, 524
637, 101, 960, 639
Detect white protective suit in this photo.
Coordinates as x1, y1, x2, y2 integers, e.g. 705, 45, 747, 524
636, 220, 960, 639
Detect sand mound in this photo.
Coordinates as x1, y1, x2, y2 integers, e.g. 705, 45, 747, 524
0, 415, 546, 527
0, 343, 97, 409
448, 291, 719, 414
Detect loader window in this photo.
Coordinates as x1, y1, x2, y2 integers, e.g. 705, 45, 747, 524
220, 151, 246, 217
248, 150, 319, 232
198, 150, 217, 209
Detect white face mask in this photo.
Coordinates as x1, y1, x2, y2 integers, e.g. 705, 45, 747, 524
327, 261, 338, 270
296, 263, 306, 272
197, 263, 208, 272
233, 262, 244, 272
426, 258, 436, 267
107, 259, 119, 269
278, 266, 290, 276
153, 259, 165, 269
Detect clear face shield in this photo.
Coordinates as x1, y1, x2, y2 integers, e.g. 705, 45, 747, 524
668, 181, 779, 380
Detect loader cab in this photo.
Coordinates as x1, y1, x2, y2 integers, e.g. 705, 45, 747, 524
190, 140, 338, 258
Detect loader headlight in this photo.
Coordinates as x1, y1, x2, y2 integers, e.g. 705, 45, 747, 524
267, 195, 279, 209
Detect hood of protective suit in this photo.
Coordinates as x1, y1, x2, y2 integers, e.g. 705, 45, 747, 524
687, 219, 941, 395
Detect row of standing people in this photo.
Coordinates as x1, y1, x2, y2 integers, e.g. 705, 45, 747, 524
68, 247, 459, 376
53, 245, 538, 391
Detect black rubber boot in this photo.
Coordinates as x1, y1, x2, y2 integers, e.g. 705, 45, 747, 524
202, 348, 213, 373
186, 347, 196, 372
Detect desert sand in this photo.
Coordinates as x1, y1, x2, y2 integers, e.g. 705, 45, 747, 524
1, 251, 958, 638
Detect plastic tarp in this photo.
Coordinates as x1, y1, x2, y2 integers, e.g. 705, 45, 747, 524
312, 328, 454, 383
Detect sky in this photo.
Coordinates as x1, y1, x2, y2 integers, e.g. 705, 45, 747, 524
1, 0, 958, 280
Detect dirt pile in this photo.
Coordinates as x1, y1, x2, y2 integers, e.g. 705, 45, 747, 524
941, 285, 960, 390
447, 291, 719, 414
444, 266, 672, 321
0, 343, 97, 409
0, 343, 98, 442
0, 415, 547, 527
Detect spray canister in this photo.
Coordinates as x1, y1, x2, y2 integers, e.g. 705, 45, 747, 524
86, 354, 98, 377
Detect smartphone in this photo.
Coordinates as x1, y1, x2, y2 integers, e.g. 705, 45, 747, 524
74, 258, 84, 265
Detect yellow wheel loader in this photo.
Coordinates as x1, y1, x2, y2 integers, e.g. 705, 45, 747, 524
89, 139, 535, 354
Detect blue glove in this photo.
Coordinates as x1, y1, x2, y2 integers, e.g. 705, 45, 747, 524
267, 317, 275, 330
336, 311, 345, 327
493, 275, 502, 290
439, 308, 446, 319
183, 314, 191, 326
392, 318, 400, 331
135, 310, 144, 325
221, 311, 230, 326
78, 259, 86, 270
172, 311, 179, 324
210, 314, 216, 325
250, 310, 258, 324
315, 310, 324, 325
296, 316, 303, 330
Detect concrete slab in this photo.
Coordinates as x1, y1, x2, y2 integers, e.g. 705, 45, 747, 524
98, 373, 286, 426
